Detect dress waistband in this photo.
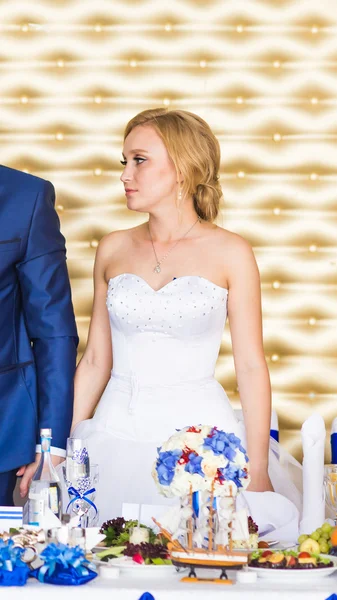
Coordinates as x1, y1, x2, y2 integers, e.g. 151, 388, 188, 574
110, 371, 215, 415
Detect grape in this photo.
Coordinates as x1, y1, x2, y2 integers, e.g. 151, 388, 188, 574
322, 522, 333, 534
310, 531, 320, 541
321, 532, 330, 540
319, 541, 329, 554
316, 528, 323, 536
298, 534, 308, 544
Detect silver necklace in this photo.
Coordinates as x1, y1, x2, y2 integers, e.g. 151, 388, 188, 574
148, 217, 200, 274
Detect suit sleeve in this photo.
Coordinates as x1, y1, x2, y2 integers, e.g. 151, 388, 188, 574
17, 180, 78, 451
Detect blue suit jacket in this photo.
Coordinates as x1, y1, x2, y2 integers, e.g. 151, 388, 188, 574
0, 165, 78, 472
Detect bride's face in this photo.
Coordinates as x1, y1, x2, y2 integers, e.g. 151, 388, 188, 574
120, 125, 178, 213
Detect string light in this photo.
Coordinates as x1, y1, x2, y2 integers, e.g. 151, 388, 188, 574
271, 354, 279, 362
236, 25, 244, 33
311, 97, 318, 105
94, 24, 102, 32
308, 317, 316, 325
21, 24, 29, 32
129, 60, 137, 68
199, 60, 207, 68
90, 240, 99, 248
309, 244, 317, 252
273, 60, 281, 68
94, 95, 102, 104
57, 59, 65, 68
20, 96, 28, 104
164, 23, 172, 32
310, 172, 318, 180
237, 171, 245, 178
94, 168, 102, 176
273, 133, 282, 142
57, 205, 64, 211
55, 132, 64, 141
311, 25, 318, 34
273, 207, 281, 215
163, 98, 170, 106
236, 96, 244, 104
272, 281, 281, 289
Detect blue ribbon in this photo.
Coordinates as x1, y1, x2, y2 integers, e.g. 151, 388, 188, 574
270, 429, 279, 442
66, 486, 98, 516
192, 491, 199, 518
0, 540, 25, 572
37, 544, 94, 583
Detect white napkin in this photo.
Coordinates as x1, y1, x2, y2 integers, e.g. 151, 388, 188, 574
237, 491, 299, 542
299, 413, 325, 534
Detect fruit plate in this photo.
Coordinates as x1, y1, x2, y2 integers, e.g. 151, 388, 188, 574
92, 555, 182, 577
248, 555, 337, 581
239, 541, 295, 554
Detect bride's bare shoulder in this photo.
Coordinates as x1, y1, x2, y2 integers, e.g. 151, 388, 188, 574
97, 224, 145, 253
212, 225, 253, 255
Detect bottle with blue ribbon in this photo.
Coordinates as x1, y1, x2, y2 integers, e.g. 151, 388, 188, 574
25, 428, 62, 526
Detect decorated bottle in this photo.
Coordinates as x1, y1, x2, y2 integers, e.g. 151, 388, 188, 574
26, 428, 62, 526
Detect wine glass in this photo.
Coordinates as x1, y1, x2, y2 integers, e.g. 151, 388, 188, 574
63, 438, 99, 527
324, 465, 337, 525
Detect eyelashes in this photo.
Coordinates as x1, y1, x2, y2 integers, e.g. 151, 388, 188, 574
120, 157, 146, 166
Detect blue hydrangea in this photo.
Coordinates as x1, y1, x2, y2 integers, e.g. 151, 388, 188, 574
184, 452, 204, 476
156, 449, 182, 486
220, 464, 248, 488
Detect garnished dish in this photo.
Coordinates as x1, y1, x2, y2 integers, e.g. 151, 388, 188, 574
297, 521, 336, 555
248, 549, 337, 581
95, 542, 171, 566
99, 517, 158, 547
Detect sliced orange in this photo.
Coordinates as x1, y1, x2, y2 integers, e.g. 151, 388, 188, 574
330, 527, 337, 547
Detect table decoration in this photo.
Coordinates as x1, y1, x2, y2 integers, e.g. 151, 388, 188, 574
64, 438, 99, 527
30, 542, 97, 585
152, 424, 251, 584
0, 539, 30, 586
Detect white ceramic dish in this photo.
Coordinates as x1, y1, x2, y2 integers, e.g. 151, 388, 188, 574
248, 554, 337, 581
92, 554, 182, 577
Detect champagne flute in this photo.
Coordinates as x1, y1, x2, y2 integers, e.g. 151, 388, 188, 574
324, 465, 337, 525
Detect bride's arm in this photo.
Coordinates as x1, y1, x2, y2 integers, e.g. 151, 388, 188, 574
226, 234, 273, 492
71, 236, 113, 430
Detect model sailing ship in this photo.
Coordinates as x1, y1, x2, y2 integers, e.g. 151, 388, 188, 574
152, 425, 251, 582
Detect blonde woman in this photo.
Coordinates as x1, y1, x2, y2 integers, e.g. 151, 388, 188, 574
71, 109, 301, 527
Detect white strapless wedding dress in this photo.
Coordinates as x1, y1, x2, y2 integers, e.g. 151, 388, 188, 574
74, 273, 302, 538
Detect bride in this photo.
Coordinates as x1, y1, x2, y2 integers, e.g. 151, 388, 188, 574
71, 108, 301, 530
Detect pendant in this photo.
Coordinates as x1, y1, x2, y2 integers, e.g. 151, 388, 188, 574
154, 264, 161, 273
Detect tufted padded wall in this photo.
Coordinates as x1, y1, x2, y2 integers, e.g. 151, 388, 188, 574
1, 0, 336, 461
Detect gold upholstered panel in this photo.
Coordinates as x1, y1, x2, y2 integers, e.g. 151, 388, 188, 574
1, 0, 336, 461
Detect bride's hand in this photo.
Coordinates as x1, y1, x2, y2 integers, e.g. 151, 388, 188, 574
247, 470, 274, 492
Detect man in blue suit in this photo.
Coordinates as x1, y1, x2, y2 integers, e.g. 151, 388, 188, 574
0, 165, 78, 504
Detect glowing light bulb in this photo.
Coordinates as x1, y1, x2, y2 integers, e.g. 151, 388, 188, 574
273, 133, 282, 142
164, 23, 172, 32
90, 240, 99, 248
163, 98, 170, 106
309, 244, 317, 252
309, 391, 316, 399
237, 171, 245, 179
94, 95, 102, 104
57, 59, 64, 68
199, 60, 207, 68
57, 205, 64, 211
311, 97, 318, 105
273, 60, 281, 68
22, 169, 30, 173
94, 168, 102, 176
310, 172, 318, 181
271, 354, 279, 362
272, 281, 281, 289
236, 96, 243, 104
21, 24, 29, 32
236, 25, 244, 33
94, 24, 102, 32
129, 60, 138, 68
308, 317, 316, 326
311, 26, 318, 34
55, 132, 64, 141
273, 207, 281, 215
20, 96, 28, 104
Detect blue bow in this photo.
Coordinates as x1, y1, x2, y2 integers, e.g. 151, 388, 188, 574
38, 543, 94, 583
0, 539, 25, 572
66, 486, 98, 516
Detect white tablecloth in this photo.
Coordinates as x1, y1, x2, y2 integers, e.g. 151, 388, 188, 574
3, 571, 337, 600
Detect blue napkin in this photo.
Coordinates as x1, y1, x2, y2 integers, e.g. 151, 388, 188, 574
325, 594, 337, 600
331, 427, 337, 464
138, 593, 155, 600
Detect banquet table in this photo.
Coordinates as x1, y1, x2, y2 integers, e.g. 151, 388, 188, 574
3, 570, 337, 600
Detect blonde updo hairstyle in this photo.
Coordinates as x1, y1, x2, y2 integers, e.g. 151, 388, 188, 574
123, 108, 223, 222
